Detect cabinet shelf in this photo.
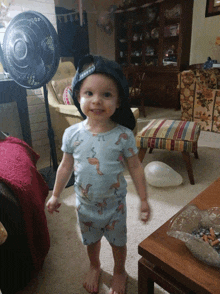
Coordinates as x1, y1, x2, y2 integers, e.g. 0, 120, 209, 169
165, 18, 180, 25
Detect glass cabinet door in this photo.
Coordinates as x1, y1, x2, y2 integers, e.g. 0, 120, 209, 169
143, 3, 160, 67
160, 2, 181, 67
115, 11, 129, 66
130, 8, 144, 66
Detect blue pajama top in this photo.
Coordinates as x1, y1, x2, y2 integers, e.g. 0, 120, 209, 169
61, 121, 138, 203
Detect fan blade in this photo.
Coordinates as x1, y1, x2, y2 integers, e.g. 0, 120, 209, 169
29, 56, 46, 81
2, 10, 60, 89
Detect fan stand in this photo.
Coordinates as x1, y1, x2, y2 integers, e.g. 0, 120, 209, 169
39, 85, 75, 190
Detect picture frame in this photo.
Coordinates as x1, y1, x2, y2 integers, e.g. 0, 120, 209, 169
206, 0, 220, 17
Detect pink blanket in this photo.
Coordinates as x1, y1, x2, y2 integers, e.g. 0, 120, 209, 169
0, 137, 50, 271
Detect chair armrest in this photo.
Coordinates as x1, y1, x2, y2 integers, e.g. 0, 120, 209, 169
0, 222, 7, 245
55, 104, 83, 119
131, 107, 139, 120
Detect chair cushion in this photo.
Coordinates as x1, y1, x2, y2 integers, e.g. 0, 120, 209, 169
63, 85, 74, 105
51, 77, 73, 104
193, 84, 220, 132
136, 119, 201, 153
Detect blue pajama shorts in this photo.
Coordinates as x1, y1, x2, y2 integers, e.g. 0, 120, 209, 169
76, 196, 127, 246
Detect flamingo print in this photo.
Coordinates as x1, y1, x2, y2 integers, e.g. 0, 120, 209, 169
105, 220, 119, 231
117, 152, 125, 166
110, 173, 121, 189
74, 133, 83, 146
79, 184, 92, 197
87, 147, 104, 175
95, 199, 107, 215
81, 221, 94, 233
116, 201, 125, 214
128, 148, 136, 156
115, 133, 128, 145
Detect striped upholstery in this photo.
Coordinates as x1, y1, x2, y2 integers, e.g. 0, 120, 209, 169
136, 119, 201, 153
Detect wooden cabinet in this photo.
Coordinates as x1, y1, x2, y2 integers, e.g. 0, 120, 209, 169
115, 0, 194, 109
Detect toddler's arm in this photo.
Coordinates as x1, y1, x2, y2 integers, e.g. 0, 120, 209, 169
126, 154, 150, 223
46, 152, 74, 214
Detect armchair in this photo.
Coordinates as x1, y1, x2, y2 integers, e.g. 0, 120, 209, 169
45, 61, 140, 161
178, 68, 220, 133
45, 61, 83, 161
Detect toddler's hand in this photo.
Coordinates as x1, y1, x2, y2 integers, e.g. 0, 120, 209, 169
140, 200, 150, 223
46, 195, 61, 214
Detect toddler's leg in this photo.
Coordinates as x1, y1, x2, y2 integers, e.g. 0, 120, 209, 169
109, 244, 127, 294
83, 239, 102, 293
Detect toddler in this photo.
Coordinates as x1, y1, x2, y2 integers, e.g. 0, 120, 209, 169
46, 55, 150, 294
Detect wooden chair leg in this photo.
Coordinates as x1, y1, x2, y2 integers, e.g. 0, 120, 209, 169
140, 96, 146, 117
182, 151, 195, 185
149, 148, 153, 154
194, 150, 199, 159
138, 148, 147, 162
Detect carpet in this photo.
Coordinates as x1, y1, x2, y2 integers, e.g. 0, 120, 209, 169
16, 146, 220, 294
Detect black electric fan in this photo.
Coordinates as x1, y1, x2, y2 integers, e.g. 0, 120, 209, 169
0, 11, 75, 190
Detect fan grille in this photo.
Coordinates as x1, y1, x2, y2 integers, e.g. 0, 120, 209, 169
3, 11, 60, 89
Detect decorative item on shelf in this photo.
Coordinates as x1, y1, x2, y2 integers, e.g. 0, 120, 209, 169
131, 50, 142, 57
165, 4, 181, 19
163, 45, 177, 66
203, 57, 217, 69
145, 46, 154, 56
163, 59, 177, 66
132, 33, 139, 41
122, 0, 131, 6
164, 23, 179, 37
145, 30, 151, 40
134, 20, 143, 25
146, 6, 158, 23
145, 57, 157, 66
164, 45, 175, 56
151, 27, 159, 39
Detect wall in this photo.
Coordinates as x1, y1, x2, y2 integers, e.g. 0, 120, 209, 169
0, 0, 57, 43
190, 0, 220, 65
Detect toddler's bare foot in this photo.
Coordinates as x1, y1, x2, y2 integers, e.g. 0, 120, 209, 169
109, 271, 128, 294
83, 265, 101, 293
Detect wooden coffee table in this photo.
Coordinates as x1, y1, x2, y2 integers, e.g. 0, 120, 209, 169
138, 177, 220, 294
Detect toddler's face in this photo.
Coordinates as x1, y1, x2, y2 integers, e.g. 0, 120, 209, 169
78, 73, 120, 122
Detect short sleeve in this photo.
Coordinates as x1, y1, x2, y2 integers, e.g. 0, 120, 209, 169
61, 128, 73, 154
122, 128, 138, 158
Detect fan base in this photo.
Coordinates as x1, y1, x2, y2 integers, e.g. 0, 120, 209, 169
40, 166, 75, 190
